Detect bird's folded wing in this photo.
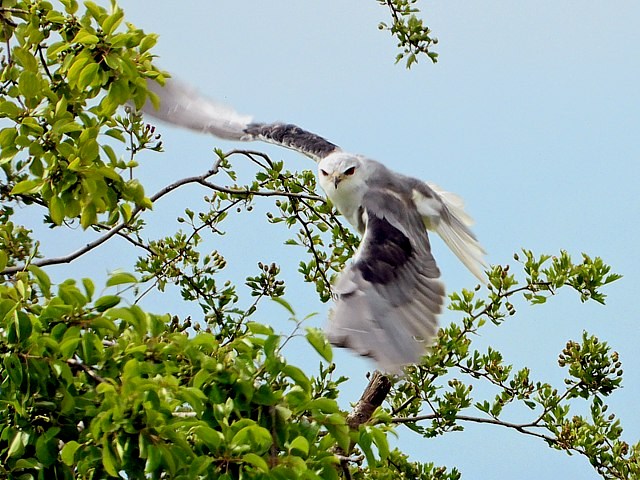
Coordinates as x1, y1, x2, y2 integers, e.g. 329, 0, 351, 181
326, 189, 444, 373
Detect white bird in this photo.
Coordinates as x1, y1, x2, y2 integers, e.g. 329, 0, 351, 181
142, 77, 486, 373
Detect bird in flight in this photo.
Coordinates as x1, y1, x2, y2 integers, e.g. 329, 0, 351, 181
142, 77, 486, 373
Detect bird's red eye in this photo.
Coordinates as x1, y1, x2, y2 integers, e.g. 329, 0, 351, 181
344, 166, 356, 176
320, 169, 329, 176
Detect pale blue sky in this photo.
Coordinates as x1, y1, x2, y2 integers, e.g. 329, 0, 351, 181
45, 1, 640, 477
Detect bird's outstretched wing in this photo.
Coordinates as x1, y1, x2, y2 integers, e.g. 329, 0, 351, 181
326, 188, 445, 374
411, 182, 487, 282
143, 78, 339, 162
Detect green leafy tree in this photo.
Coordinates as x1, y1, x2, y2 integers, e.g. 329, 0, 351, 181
0, 2, 637, 479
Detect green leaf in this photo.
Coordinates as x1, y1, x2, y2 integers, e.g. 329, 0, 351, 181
272, 297, 295, 315
105, 127, 126, 142
289, 436, 310, 457
53, 120, 83, 135
12, 47, 38, 70
306, 397, 340, 414
11, 179, 42, 195
4, 355, 23, 386
305, 327, 332, 362
29, 265, 51, 297
82, 278, 95, 300
143, 443, 161, 474
106, 272, 138, 287
18, 70, 41, 99
358, 428, 376, 467
84, 1, 106, 21
139, 34, 158, 54
322, 412, 350, 450
102, 8, 124, 36
7, 431, 27, 459
102, 437, 119, 477
61, 441, 81, 466
80, 203, 97, 229
242, 453, 269, 472
0, 126, 17, 149
232, 425, 273, 455
67, 52, 92, 88
283, 365, 311, 392
78, 62, 100, 90
14, 311, 32, 341
36, 433, 58, 466
194, 426, 223, 450
370, 426, 390, 461
13, 458, 39, 470
49, 195, 65, 225
72, 29, 99, 45
189, 456, 214, 477
0, 250, 7, 271
91, 316, 118, 331
94, 295, 122, 312
60, 337, 81, 358
247, 322, 274, 336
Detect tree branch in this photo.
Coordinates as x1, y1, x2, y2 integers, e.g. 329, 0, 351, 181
336, 371, 392, 477
391, 413, 555, 443
0, 151, 324, 276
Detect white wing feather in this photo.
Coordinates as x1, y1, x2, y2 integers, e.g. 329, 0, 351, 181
413, 184, 487, 282
143, 78, 253, 140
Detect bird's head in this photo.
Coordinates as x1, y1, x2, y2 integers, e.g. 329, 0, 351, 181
318, 152, 363, 191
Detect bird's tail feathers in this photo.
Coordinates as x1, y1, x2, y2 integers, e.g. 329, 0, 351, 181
143, 77, 252, 141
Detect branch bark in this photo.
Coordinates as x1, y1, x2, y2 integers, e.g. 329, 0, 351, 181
346, 371, 392, 430
337, 370, 392, 478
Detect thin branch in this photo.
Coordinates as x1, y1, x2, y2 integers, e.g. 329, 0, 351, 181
470, 282, 553, 322
114, 230, 153, 253
67, 356, 107, 384
0, 152, 323, 276
0, 7, 28, 15
36, 45, 52, 80
455, 361, 519, 397
391, 413, 555, 443
289, 198, 331, 288
391, 393, 420, 416
198, 179, 323, 202
225, 149, 275, 170
1, 213, 138, 275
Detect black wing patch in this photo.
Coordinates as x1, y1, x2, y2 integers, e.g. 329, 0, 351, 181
356, 214, 413, 284
244, 123, 339, 160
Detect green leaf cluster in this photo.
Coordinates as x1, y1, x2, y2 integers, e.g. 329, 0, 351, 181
0, 266, 356, 479
377, 0, 439, 68
1, 0, 161, 238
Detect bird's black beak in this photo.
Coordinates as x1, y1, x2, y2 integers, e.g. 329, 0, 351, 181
333, 177, 340, 189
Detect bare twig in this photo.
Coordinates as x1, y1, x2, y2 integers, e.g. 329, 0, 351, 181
36, 45, 52, 80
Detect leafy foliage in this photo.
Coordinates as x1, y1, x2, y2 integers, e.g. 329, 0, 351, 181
377, 0, 439, 67
0, 2, 637, 479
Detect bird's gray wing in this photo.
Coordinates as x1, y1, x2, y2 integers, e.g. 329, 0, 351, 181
142, 77, 339, 161
326, 188, 445, 374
